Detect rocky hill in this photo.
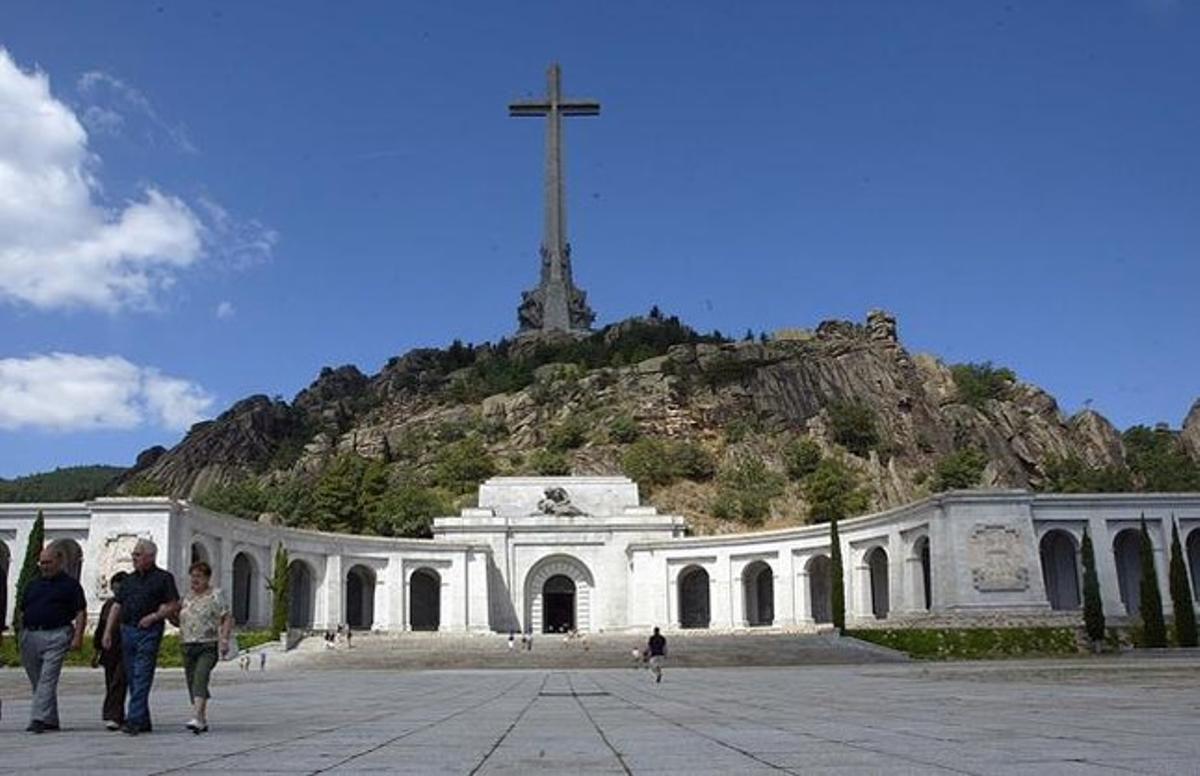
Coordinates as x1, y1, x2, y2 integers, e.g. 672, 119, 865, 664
115, 311, 1200, 535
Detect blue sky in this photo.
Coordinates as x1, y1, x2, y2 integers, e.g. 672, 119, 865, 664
0, 1, 1197, 478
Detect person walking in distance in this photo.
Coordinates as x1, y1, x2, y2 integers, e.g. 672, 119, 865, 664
178, 561, 232, 734
18, 547, 88, 733
102, 539, 180, 735
647, 626, 667, 684
93, 572, 130, 730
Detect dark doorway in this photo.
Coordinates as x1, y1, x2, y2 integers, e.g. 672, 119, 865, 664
1040, 530, 1081, 610
867, 548, 889, 619
1187, 529, 1200, 600
232, 552, 256, 625
542, 574, 576, 633
915, 537, 932, 611
744, 561, 774, 626
0, 542, 9, 633
1113, 529, 1143, 616
346, 565, 376, 629
287, 560, 315, 629
678, 566, 710, 628
808, 555, 832, 624
410, 568, 441, 631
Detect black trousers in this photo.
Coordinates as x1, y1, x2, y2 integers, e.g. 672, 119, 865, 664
102, 659, 127, 724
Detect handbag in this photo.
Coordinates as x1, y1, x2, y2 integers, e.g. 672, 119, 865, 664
221, 633, 240, 661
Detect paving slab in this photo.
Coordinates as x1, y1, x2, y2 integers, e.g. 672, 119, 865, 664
0, 656, 1197, 774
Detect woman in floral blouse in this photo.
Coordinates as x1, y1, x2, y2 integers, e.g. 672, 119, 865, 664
178, 561, 232, 733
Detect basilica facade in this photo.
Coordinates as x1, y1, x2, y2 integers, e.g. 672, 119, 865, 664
2, 477, 1199, 635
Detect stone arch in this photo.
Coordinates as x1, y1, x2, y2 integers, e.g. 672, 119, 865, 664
287, 559, 317, 629
743, 560, 774, 627
49, 538, 84, 580
525, 554, 594, 634
1187, 529, 1200, 600
232, 552, 259, 626
677, 565, 710, 629
409, 568, 441, 631
867, 547, 889, 619
0, 541, 10, 632
807, 555, 833, 624
1039, 530, 1081, 611
346, 565, 377, 630
190, 539, 213, 567
913, 536, 932, 611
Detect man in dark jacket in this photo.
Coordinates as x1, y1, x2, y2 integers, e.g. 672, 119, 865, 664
647, 626, 667, 684
93, 571, 129, 730
18, 547, 88, 733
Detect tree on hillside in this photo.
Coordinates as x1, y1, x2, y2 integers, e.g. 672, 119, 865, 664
1138, 516, 1167, 648
13, 510, 45, 634
932, 448, 988, 491
783, 437, 822, 481
1168, 517, 1197, 647
267, 544, 290, 638
802, 457, 869, 523
825, 400, 880, 457
830, 517, 845, 633
1080, 527, 1105, 650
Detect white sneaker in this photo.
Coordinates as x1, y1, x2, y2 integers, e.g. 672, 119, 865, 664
185, 718, 201, 731
105, 720, 120, 731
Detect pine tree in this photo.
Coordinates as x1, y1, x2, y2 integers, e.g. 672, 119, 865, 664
13, 509, 45, 634
1138, 516, 1167, 648
267, 544, 290, 638
1168, 517, 1197, 647
1080, 526, 1105, 648
830, 517, 845, 633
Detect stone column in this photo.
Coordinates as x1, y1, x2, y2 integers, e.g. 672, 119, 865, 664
777, 550, 796, 626
713, 553, 733, 628
218, 536, 233, 603
1090, 516, 1123, 615
387, 554, 404, 631
854, 551, 872, 620
795, 560, 813, 625
323, 554, 343, 631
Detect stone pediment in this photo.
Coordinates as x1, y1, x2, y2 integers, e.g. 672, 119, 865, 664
476, 476, 644, 519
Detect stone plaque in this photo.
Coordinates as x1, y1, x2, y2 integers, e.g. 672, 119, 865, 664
967, 523, 1029, 592
96, 533, 143, 597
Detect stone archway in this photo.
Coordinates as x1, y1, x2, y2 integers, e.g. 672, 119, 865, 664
346, 565, 376, 630
287, 560, 316, 629
409, 568, 441, 631
677, 565, 710, 629
525, 555, 594, 634
0, 541, 10, 632
1113, 529, 1143, 616
807, 555, 832, 624
542, 575, 576, 633
867, 547, 889, 620
190, 540, 211, 567
743, 560, 774, 627
1187, 529, 1200, 600
1040, 530, 1081, 611
50, 538, 84, 580
232, 552, 258, 626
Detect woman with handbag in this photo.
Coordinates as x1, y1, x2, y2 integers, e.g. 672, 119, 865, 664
177, 561, 232, 734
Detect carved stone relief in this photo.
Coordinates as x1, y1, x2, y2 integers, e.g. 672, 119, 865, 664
96, 533, 144, 597
967, 523, 1030, 592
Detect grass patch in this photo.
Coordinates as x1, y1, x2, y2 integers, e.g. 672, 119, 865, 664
0, 629, 276, 669
847, 627, 1080, 660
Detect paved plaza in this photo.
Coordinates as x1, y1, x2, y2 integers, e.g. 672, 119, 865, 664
1, 657, 1198, 774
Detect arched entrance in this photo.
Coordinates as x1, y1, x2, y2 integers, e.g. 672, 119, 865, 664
346, 565, 376, 630
807, 555, 832, 624
1113, 529, 1143, 616
525, 554, 594, 634
232, 552, 258, 626
677, 565, 710, 629
867, 547, 889, 619
50, 538, 83, 580
0, 542, 10, 632
743, 561, 774, 626
542, 575, 576, 633
190, 541, 210, 566
409, 568, 440, 631
1188, 529, 1200, 600
287, 560, 315, 629
913, 537, 932, 611
1039, 530, 1081, 610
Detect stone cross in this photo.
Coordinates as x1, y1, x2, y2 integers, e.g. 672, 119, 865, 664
509, 63, 597, 334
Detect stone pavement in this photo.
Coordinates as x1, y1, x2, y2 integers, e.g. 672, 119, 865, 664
0, 657, 1198, 774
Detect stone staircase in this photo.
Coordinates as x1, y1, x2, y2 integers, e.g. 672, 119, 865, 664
288, 630, 908, 670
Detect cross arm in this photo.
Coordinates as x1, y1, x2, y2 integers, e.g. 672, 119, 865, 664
508, 99, 601, 117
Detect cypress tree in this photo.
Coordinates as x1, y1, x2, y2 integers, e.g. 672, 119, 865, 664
1080, 526, 1105, 648
830, 517, 845, 633
267, 544, 290, 638
1168, 517, 1197, 647
1138, 516, 1167, 648
13, 509, 45, 634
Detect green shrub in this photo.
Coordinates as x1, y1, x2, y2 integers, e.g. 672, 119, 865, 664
529, 449, 571, 476
608, 415, 640, 444
1138, 517, 1167, 648
783, 437, 822, 480
547, 417, 588, 452
13, 510, 44, 633
802, 457, 869, 523
830, 517, 845, 632
195, 479, 270, 520
1040, 454, 1133, 493
711, 456, 785, 525
950, 361, 1015, 408
1081, 527, 1106, 645
432, 437, 496, 494
826, 400, 880, 457
621, 439, 715, 491
268, 544, 289, 638
848, 627, 1079, 660
932, 448, 988, 491
1123, 426, 1200, 491
369, 484, 451, 538
1169, 519, 1198, 647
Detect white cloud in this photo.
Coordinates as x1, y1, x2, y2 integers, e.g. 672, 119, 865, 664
0, 353, 213, 432
215, 300, 235, 319
77, 70, 196, 153
0, 49, 276, 313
